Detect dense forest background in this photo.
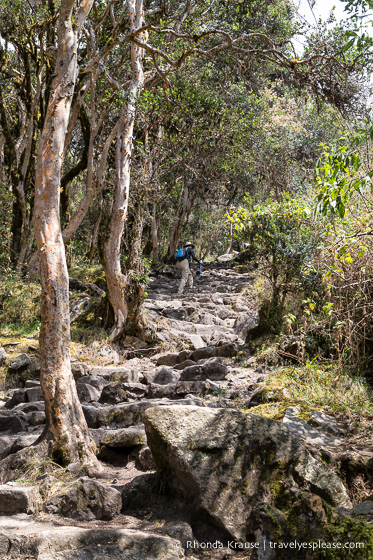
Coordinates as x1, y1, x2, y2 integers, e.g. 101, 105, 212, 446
1, 0, 373, 463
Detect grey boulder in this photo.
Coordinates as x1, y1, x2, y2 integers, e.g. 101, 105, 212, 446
144, 406, 352, 541
174, 360, 196, 370
91, 426, 146, 449
0, 412, 27, 433
24, 379, 41, 388
76, 375, 107, 392
25, 386, 44, 402
97, 399, 204, 429
82, 404, 100, 428
179, 361, 227, 381
86, 366, 141, 383
44, 477, 122, 521
4, 389, 27, 409
92, 426, 147, 465
8, 354, 31, 372
234, 312, 259, 340
99, 382, 148, 404
0, 484, 40, 514
0, 433, 40, 459
283, 406, 343, 447
153, 367, 181, 385
190, 347, 214, 361
352, 501, 373, 516
211, 342, 237, 358
156, 353, 180, 367
76, 383, 101, 403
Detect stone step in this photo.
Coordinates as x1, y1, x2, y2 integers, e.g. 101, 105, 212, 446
0, 485, 40, 515
0, 523, 184, 560
0, 410, 45, 433
85, 367, 142, 383
94, 398, 204, 429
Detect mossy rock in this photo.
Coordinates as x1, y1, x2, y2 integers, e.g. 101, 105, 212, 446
43, 477, 121, 521
97, 403, 146, 429
144, 406, 352, 544
233, 247, 256, 264
247, 493, 373, 559
93, 275, 107, 291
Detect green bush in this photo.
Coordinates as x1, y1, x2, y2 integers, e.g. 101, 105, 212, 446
0, 273, 41, 334
227, 195, 321, 331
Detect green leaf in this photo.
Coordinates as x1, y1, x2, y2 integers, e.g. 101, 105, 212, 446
339, 246, 347, 256
343, 38, 355, 52
338, 203, 346, 219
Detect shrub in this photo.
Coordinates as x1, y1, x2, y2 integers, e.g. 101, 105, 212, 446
0, 272, 41, 334
227, 195, 321, 331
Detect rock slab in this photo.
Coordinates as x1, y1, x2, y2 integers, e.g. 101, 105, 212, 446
36, 528, 184, 560
144, 406, 351, 541
43, 478, 121, 521
0, 524, 185, 559
283, 406, 342, 447
0, 485, 39, 515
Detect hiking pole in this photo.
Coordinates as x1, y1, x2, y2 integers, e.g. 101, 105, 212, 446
198, 261, 202, 292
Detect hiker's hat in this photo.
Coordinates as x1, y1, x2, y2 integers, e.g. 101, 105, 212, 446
184, 241, 195, 248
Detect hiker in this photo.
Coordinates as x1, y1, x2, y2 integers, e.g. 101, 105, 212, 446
176, 242, 202, 295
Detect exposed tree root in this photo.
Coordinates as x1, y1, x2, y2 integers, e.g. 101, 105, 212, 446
0, 432, 103, 484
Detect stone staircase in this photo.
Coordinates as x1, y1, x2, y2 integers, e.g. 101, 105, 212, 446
0, 261, 266, 559
144, 262, 258, 348
0, 262, 372, 559
0, 262, 260, 474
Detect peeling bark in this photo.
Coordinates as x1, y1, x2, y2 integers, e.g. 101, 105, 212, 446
103, 0, 145, 342
34, 0, 97, 467
26, 88, 119, 278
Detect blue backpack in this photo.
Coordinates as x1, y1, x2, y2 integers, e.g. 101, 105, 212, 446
176, 247, 187, 259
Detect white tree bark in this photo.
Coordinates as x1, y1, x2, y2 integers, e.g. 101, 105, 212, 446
103, 0, 145, 341
34, 0, 97, 466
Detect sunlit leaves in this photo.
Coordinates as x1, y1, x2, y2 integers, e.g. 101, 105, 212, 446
314, 140, 370, 219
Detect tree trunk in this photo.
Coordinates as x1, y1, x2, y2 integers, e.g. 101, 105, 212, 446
33, 0, 97, 466
226, 221, 233, 254
60, 107, 91, 227
103, 0, 145, 342
26, 107, 119, 279
151, 201, 159, 263
88, 191, 103, 262
124, 203, 147, 335
166, 182, 196, 261
10, 195, 23, 267
14, 57, 43, 273
167, 219, 182, 262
